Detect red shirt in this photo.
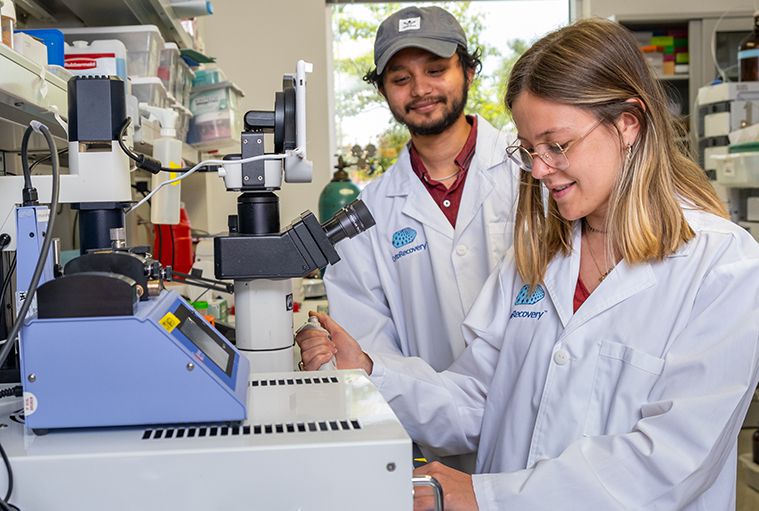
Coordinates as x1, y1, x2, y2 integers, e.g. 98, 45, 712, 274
409, 115, 478, 227
573, 276, 591, 312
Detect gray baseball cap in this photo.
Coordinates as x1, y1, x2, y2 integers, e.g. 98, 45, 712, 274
374, 6, 468, 74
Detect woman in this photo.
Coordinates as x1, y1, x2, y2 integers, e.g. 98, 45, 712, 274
297, 18, 759, 510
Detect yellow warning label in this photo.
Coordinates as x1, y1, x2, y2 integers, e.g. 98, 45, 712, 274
170, 162, 180, 186
159, 312, 181, 332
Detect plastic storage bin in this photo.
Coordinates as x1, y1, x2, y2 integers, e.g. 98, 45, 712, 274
192, 66, 225, 87
12, 32, 47, 66
713, 142, 759, 187
172, 102, 192, 143
187, 81, 243, 148
132, 77, 169, 108
158, 42, 179, 100
175, 58, 195, 109
16, 28, 64, 66
61, 25, 164, 78
64, 39, 127, 80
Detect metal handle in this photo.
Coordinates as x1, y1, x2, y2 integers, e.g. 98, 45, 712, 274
412, 475, 444, 511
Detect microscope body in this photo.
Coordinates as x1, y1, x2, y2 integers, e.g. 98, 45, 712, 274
213, 61, 374, 374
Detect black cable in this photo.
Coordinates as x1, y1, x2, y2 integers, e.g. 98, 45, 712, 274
0, 387, 21, 399
19, 129, 37, 206
169, 225, 176, 269
19, 130, 33, 191
118, 118, 191, 174
28, 148, 68, 173
171, 270, 234, 293
0, 256, 17, 315
0, 440, 14, 503
0, 122, 60, 373
0, 123, 60, 509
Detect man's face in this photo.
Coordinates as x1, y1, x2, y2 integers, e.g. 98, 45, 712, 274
381, 48, 471, 136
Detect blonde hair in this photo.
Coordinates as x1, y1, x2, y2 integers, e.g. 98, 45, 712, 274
505, 18, 727, 287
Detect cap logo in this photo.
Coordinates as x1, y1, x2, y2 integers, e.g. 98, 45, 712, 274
398, 17, 421, 32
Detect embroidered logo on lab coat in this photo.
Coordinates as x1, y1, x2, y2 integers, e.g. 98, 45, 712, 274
514, 284, 545, 305
392, 227, 417, 248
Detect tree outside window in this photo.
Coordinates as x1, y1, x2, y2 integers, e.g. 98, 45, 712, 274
331, 1, 568, 186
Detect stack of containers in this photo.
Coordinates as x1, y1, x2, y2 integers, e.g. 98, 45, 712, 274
160, 42, 196, 143
158, 42, 180, 102
634, 29, 689, 77
187, 65, 242, 149
174, 58, 195, 109
61, 25, 164, 78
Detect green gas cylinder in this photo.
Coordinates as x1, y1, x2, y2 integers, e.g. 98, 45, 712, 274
318, 167, 361, 222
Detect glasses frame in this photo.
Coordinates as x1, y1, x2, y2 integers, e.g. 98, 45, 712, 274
506, 119, 604, 173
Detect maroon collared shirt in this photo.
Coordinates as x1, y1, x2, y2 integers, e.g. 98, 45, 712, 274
409, 115, 478, 227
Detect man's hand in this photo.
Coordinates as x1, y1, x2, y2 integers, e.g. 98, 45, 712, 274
295, 312, 373, 373
413, 462, 478, 511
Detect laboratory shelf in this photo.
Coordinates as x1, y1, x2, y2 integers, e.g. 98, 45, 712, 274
28, 0, 194, 49
0, 43, 68, 138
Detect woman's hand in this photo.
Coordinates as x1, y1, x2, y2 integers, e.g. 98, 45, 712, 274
295, 312, 373, 373
413, 462, 478, 511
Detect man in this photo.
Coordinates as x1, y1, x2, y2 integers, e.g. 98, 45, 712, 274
320, 5, 518, 468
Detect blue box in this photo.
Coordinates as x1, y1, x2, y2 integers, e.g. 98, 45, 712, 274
15, 28, 65, 66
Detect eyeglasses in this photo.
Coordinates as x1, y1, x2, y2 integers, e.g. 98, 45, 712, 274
506, 119, 603, 173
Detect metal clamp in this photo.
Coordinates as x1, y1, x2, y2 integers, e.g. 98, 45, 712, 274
412, 475, 444, 511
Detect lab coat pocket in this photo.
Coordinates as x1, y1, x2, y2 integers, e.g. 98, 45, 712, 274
583, 340, 665, 437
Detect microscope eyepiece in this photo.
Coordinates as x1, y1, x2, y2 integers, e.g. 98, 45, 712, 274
322, 199, 376, 245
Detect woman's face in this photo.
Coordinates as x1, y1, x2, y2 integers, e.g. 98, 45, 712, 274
511, 92, 633, 224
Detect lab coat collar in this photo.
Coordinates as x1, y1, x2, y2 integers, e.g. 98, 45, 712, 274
385, 148, 454, 238
385, 117, 510, 239
542, 221, 657, 331
383, 116, 508, 199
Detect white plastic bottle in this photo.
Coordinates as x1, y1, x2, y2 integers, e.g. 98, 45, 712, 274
143, 106, 182, 225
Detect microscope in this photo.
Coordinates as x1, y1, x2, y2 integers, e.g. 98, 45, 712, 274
214, 61, 375, 374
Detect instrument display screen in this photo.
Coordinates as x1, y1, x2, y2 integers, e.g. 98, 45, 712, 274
173, 304, 235, 378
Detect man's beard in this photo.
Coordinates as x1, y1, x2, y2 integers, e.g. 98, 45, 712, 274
390, 82, 468, 136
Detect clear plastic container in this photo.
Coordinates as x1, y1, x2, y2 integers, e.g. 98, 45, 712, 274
158, 42, 179, 101
187, 110, 241, 148
65, 39, 128, 80
131, 77, 169, 108
192, 66, 226, 87
61, 25, 164, 78
174, 58, 195, 109
187, 81, 243, 148
188, 80, 243, 115
171, 102, 192, 143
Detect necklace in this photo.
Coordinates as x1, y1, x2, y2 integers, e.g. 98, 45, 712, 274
583, 222, 613, 282
584, 219, 607, 234
424, 168, 461, 183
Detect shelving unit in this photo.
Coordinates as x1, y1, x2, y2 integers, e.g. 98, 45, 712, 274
19, 0, 193, 49
0, 43, 68, 142
615, 13, 753, 134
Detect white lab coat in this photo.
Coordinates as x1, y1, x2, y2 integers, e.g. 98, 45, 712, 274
324, 116, 519, 372
371, 208, 759, 510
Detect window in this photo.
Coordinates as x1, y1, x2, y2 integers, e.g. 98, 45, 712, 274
330, 1, 569, 186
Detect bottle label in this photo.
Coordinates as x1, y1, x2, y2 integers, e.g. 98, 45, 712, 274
739, 49, 759, 59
